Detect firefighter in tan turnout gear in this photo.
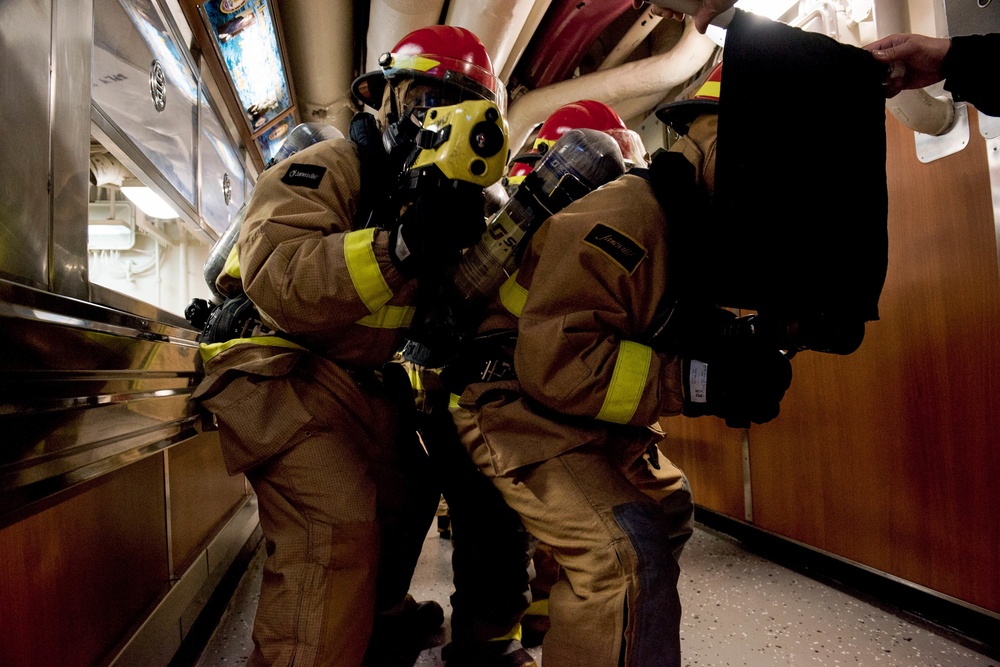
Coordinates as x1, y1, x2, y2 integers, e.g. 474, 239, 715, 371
192, 25, 513, 667
445, 93, 793, 666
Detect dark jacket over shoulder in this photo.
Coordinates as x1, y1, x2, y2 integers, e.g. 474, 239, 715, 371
944, 33, 1000, 117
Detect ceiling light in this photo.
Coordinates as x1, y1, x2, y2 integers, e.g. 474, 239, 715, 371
120, 183, 179, 219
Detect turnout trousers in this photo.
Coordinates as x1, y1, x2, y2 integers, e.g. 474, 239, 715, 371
198, 353, 438, 667
409, 365, 533, 643
453, 406, 694, 667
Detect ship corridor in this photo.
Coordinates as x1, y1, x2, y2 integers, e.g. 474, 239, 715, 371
5, 0, 1000, 665
177, 520, 998, 667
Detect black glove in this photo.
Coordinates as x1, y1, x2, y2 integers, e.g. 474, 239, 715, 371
682, 340, 793, 427
350, 112, 408, 229
389, 182, 486, 278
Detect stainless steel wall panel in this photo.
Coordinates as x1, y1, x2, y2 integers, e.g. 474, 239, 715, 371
51, 0, 95, 300
0, 0, 52, 290
199, 86, 246, 237
945, 0, 1000, 36
0, 279, 202, 522
92, 0, 199, 209
91, 107, 207, 244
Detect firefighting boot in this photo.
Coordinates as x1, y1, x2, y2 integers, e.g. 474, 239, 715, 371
372, 594, 445, 642
519, 598, 550, 647
364, 595, 445, 666
441, 638, 537, 667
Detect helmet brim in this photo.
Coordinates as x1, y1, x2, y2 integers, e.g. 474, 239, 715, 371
655, 99, 719, 131
352, 70, 386, 109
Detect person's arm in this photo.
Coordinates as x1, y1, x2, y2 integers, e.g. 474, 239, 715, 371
684, 0, 737, 34
239, 139, 409, 334
513, 177, 686, 427
864, 32, 1000, 117
939, 33, 1000, 117
863, 33, 950, 98
632, 0, 738, 34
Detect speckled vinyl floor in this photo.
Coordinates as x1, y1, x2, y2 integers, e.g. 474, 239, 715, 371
191, 523, 997, 667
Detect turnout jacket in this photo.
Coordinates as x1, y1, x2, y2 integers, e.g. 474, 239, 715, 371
193, 137, 418, 473
462, 173, 692, 475
235, 138, 417, 366
461, 115, 717, 476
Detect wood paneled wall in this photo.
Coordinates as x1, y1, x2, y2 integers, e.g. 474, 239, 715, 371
169, 431, 248, 573
660, 414, 746, 519
0, 455, 168, 666
664, 110, 1000, 616
0, 438, 253, 666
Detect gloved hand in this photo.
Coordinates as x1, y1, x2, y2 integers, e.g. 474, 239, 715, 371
389, 182, 486, 278
350, 112, 392, 176
682, 340, 793, 426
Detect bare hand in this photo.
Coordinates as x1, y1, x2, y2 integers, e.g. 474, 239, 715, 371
863, 33, 951, 98
632, 0, 738, 33
631, 0, 685, 22
690, 0, 738, 33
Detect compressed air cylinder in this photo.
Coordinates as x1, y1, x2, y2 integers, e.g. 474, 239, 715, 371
451, 127, 627, 305
202, 201, 248, 302
269, 122, 344, 166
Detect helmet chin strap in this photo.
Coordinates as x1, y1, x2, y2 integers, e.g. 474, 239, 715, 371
384, 80, 401, 129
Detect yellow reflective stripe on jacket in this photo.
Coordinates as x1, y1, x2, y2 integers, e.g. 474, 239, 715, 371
499, 271, 527, 318
596, 340, 652, 424
407, 363, 424, 391
344, 228, 393, 313
199, 335, 306, 363
356, 304, 415, 329
222, 244, 241, 279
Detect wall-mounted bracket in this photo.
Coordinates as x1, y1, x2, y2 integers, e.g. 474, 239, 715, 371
914, 102, 969, 163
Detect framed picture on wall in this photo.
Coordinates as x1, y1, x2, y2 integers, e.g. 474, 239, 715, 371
197, 0, 297, 169
254, 110, 296, 166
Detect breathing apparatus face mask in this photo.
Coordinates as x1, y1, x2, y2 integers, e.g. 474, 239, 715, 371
381, 80, 472, 155
378, 77, 508, 198
382, 107, 423, 156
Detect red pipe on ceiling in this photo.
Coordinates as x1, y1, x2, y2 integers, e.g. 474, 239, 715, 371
514, 0, 636, 89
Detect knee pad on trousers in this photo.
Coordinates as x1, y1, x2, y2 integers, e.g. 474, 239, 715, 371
661, 479, 695, 559
612, 501, 685, 667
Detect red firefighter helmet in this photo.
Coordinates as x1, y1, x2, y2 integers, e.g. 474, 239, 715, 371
507, 99, 646, 186
655, 60, 722, 132
352, 25, 506, 114
505, 160, 534, 186
534, 100, 627, 154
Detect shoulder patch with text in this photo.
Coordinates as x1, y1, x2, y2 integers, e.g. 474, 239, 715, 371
583, 223, 647, 274
281, 163, 327, 188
